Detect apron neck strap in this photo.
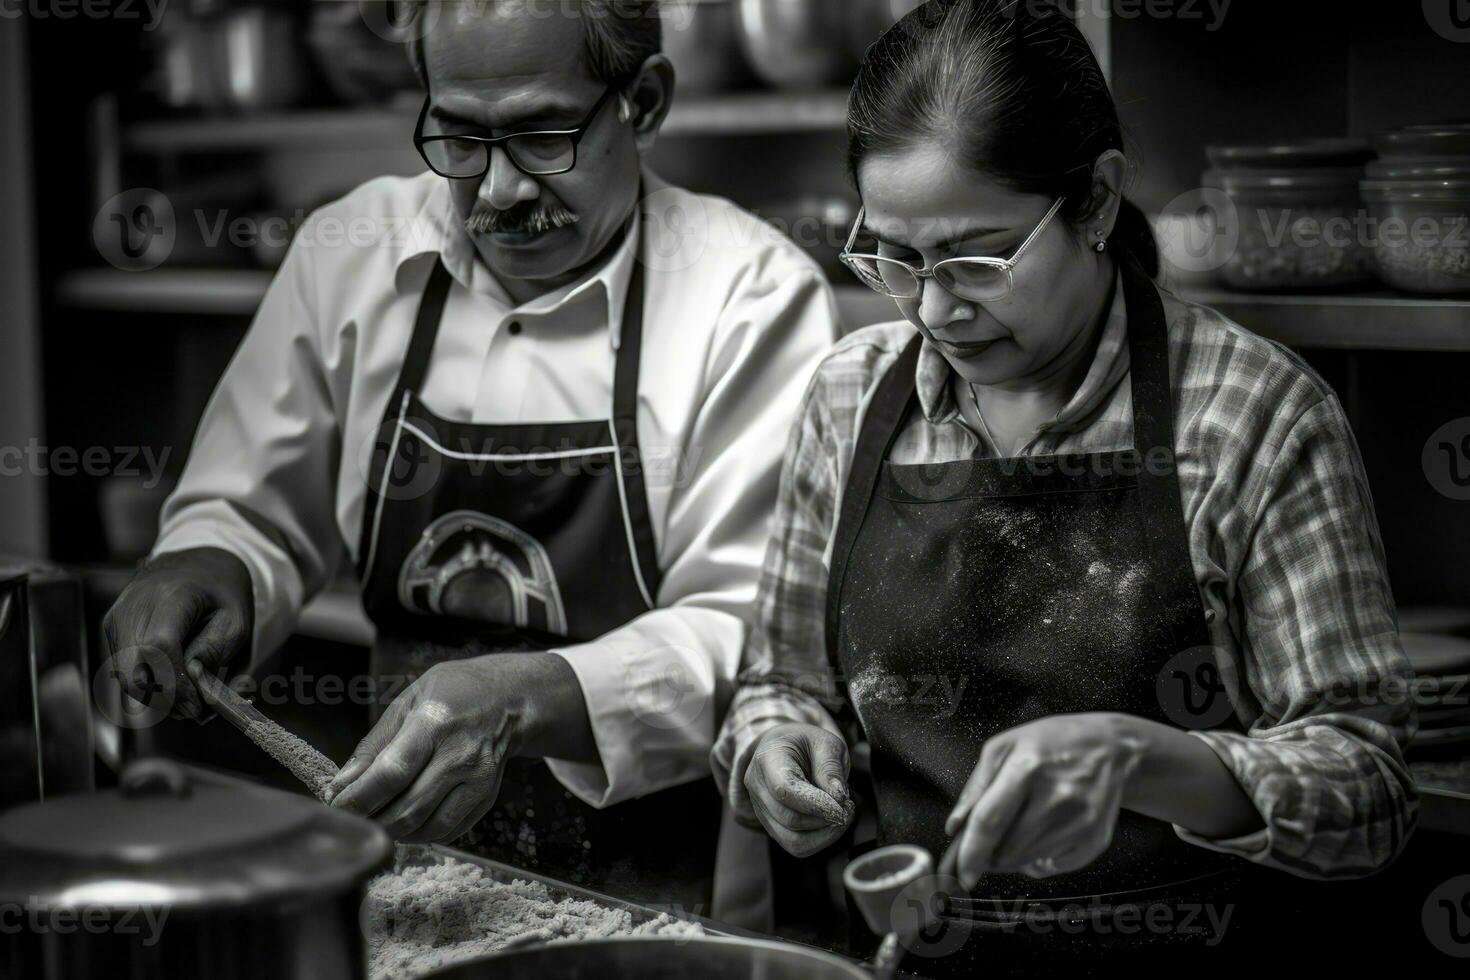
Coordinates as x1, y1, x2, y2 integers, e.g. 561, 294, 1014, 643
824, 333, 922, 667
1116, 247, 1179, 471
396, 258, 454, 396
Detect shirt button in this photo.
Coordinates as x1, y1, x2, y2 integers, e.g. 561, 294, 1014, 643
507, 320, 523, 336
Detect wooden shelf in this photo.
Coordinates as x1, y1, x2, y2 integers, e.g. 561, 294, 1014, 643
122, 90, 849, 153
56, 269, 1470, 354
56, 267, 273, 316
1179, 289, 1470, 353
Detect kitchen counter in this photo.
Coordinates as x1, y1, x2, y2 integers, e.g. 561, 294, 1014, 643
1413, 757, 1470, 835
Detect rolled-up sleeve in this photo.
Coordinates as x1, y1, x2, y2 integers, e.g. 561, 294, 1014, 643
549, 269, 838, 807
152, 231, 343, 668
1178, 396, 1418, 878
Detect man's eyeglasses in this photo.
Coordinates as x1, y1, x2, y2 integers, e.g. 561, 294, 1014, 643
839, 198, 1066, 303
414, 86, 621, 179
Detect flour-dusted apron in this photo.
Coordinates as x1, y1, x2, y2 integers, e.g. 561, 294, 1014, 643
355, 230, 719, 907
826, 253, 1279, 975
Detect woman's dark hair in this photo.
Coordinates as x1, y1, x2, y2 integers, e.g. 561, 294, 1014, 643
848, 0, 1157, 276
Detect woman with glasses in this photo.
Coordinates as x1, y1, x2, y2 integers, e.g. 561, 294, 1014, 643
712, 0, 1414, 972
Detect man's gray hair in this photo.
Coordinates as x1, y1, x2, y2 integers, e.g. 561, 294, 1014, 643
404, 1, 663, 90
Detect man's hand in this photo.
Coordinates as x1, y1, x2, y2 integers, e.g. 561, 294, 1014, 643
946, 713, 1147, 888
327, 653, 593, 843
101, 547, 254, 721
744, 723, 855, 858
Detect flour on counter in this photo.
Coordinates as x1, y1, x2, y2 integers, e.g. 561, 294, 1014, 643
364, 846, 704, 980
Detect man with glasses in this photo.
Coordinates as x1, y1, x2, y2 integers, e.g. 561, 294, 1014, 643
103, 0, 838, 903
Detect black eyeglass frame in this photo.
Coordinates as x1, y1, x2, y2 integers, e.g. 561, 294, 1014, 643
413, 85, 621, 179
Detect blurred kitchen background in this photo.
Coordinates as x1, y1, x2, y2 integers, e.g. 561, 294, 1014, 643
2, 1, 1469, 815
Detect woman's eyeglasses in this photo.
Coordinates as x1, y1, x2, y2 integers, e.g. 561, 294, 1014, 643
414, 86, 621, 179
839, 197, 1066, 303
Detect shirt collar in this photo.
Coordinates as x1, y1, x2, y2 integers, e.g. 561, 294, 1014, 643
914, 268, 1132, 436
392, 175, 641, 351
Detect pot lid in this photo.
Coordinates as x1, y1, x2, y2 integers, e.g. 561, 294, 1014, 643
0, 758, 391, 910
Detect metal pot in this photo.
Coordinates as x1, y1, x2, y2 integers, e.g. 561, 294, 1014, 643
735, 0, 858, 89
0, 758, 391, 980
662, 0, 755, 93
0, 565, 92, 809
425, 936, 871, 980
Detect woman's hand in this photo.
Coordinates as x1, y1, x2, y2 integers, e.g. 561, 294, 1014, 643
744, 723, 855, 858
946, 712, 1147, 888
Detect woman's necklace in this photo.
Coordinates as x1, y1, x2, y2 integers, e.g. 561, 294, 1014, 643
965, 382, 1003, 457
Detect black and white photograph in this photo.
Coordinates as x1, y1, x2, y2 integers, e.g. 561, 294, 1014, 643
1, 0, 1468, 976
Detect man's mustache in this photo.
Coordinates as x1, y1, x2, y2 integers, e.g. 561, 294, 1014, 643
465, 203, 579, 236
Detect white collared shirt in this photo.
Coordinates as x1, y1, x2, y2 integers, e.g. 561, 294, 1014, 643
154, 169, 840, 807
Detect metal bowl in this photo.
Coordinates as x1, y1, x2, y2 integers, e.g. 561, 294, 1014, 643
735, 0, 858, 89
662, 0, 755, 93
424, 936, 870, 980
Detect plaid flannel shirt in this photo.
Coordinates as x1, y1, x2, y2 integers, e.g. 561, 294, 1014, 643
711, 276, 1418, 879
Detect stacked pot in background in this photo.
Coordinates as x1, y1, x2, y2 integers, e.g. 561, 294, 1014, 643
662, 0, 926, 92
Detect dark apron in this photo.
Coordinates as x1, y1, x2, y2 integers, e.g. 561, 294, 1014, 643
354, 222, 719, 908
826, 254, 1286, 975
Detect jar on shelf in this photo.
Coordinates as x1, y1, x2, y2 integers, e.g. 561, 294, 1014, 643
1201, 167, 1377, 292
1360, 178, 1470, 295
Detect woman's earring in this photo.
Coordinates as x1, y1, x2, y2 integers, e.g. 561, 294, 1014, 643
1094, 230, 1107, 253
